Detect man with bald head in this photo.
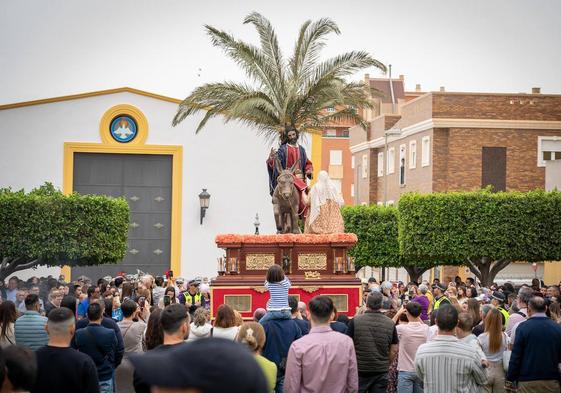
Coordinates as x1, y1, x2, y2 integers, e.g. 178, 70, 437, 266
32, 308, 99, 393
297, 301, 308, 321
507, 296, 561, 393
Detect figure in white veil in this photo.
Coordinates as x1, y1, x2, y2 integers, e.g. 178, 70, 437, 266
304, 170, 345, 234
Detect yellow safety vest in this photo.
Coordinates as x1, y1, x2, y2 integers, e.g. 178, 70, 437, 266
498, 306, 510, 326
433, 296, 450, 310
185, 292, 202, 304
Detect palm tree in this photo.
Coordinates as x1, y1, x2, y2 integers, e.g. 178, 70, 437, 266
172, 12, 386, 141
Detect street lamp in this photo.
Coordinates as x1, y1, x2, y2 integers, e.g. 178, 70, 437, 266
381, 129, 400, 282
383, 130, 401, 206
254, 213, 260, 235
198, 189, 210, 225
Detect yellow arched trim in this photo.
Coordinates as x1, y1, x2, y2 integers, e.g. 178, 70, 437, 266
61, 142, 183, 281
100, 104, 149, 145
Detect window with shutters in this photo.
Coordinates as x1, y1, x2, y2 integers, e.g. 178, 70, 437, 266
399, 144, 406, 185
329, 150, 342, 165
387, 147, 395, 174
538, 137, 561, 167
409, 140, 417, 169
422, 136, 431, 167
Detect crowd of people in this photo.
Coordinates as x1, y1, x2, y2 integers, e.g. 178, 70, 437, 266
0, 270, 560, 393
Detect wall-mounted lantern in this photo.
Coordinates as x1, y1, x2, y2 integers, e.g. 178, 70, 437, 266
199, 189, 210, 225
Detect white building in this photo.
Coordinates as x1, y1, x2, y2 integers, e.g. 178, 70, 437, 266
0, 87, 321, 281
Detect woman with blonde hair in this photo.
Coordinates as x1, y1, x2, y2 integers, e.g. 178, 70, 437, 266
237, 322, 277, 392
187, 307, 212, 342
446, 286, 462, 311
549, 302, 561, 324
477, 308, 508, 393
234, 310, 244, 326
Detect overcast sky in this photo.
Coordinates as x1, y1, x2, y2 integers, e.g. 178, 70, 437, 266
1, 0, 560, 104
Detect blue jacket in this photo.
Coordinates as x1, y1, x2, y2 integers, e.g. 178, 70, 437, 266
77, 299, 90, 318
507, 316, 561, 382
15, 311, 48, 351
294, 318, 310, 335
74, 316, 124, 367
262, 318, 302, 375
74, 323, 118, 382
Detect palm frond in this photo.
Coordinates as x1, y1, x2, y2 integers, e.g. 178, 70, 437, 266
173, 82, 282, 138
314, 107, 369, 130
174, 13, 386, 141
308, 51, 385, 89
243, 12, 285, 95
290, 18, 340, 84
204, 25, 284, 109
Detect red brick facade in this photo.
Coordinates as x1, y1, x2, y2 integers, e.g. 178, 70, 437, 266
351, 91, 561, 205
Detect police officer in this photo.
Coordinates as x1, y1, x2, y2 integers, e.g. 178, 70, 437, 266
491, 291, 509, 326
432, 282, 451, 311
180, 280, 205, 316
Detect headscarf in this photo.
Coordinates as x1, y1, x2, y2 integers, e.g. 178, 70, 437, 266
309, 170, 345, 225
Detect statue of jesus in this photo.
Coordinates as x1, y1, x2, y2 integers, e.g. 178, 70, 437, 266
266, 126, 313, 219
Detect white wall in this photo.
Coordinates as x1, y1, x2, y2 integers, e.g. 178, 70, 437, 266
0, 92, 313, 281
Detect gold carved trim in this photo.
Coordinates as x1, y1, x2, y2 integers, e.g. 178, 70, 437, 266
301, 286, 321, 294
251, 286, 268, 293
304, 271, 321, 280
298, 253, 327, 270
246, 254, 275, 270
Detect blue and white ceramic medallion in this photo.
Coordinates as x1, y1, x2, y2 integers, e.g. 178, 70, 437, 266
110, 115, 138, 143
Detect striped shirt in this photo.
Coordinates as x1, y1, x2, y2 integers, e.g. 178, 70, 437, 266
265, 277, 291, 310
415, 335, 487, 393
15, 311, 48, 351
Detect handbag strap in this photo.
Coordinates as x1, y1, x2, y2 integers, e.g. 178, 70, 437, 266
122, 324, 133, 339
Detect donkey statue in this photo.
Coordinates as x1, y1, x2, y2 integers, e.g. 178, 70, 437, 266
272, 159, 301, 234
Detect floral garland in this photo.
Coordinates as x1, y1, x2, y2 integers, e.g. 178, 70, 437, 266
215, 233, 357, 245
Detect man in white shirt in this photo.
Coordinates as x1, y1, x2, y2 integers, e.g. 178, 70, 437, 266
416, 304, 487, 393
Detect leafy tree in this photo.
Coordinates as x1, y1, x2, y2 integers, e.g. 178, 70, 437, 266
398, 190, 561, 287
342, 205, 436, 283
172, 12, 385, 140
0, 184, 129, 281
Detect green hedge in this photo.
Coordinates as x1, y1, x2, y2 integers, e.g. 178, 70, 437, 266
0, 184, 129, 269
398, 190, 561, 263
342, 205, 401, 268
